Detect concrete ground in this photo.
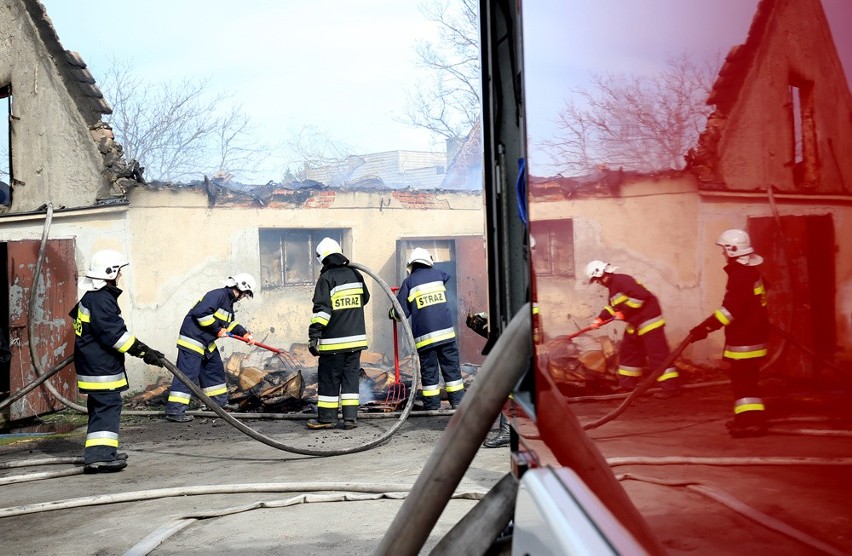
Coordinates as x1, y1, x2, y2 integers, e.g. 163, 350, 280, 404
0, 411, 507, 555
2, 380, 852, 555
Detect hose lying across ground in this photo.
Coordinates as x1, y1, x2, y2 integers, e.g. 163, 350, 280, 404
2, 454, 851, 555
5, 234, 422, 456
147, 261, 421, 457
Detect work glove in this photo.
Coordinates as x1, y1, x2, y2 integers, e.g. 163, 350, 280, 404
388, 307, 401, 322
217, 328, 229, 338
689, 324, 709, 342
308, 338, 320, 357
466, 312, 489, 338
143, 349, 165, 368
242, 332, 255, 345
612, 311, 625, 321
689, 316, 721, 342
126, 339, 150, 358
590, 317, 605, 329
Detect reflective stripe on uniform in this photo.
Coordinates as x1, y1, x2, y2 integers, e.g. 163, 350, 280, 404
636, 316, 664, 336
340, 393, 360, 406
422, 383, 440, 396
176, 335, 215, 355
656, 367, 679, 382
618, 366, 643, 377
408, 281, 447, 310
330, 283, 364, 310
85, 430, 119, 448
196, 313, 216, 327
214, 308, 233, 322
724, 343, 768, 359
168, 391, 192, 404
317, 395, 339, 409
77, 305, 91, 322
203, 383, 227, 397
311, 311, 331, 326
77, 373, 128, 390
407, 280, 445, 301
318, 334, 368, 351
624, 297, 644, 309
734, 397, 765, 414
113, 331, 136, 353
445, 378, 465, 392
414, 327, 456, 349
610, 293, 628, 306
714, 307, 733, 325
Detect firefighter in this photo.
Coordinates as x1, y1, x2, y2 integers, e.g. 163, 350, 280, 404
390, 248, 465, 411
587, 260, 681, 397
689, 229, 769, 437
164, 273, 256, 422
307, 237, 370, 430
70, 249, 164, 473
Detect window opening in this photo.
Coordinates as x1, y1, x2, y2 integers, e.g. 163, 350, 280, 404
791, 85, 803, 165
0, 85, 11, 206
258, 229, 344, 288
789, 77, 817, 187
530, 219, 575, 277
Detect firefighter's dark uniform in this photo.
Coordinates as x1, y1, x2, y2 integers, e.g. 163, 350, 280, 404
393, 264, 465, 409
702, 262, 769, 431
595, 273, 680, 392
309, 253, 370, 424
165, 287, 249, 417
71, 284, 139, 465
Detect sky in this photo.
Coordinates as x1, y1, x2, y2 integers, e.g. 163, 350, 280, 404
40, 0, 444, 182
16, 1, 852, 183
522, 0, 852, 175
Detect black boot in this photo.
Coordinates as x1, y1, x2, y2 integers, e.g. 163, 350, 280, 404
483, 416, 511, 448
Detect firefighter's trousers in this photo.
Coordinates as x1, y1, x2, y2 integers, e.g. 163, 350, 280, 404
419, 341, 465, 409
84, 391, 122, 464
617, 325, 680, 392
165, 349, 228, 416
727, 356, 766, 427
316, 350, 361, 423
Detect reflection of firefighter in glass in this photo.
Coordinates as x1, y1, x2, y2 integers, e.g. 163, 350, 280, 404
307, 237, 370, 430
689, 229, 769, 437
391, 248, 465, 410
586, 260, 681, 397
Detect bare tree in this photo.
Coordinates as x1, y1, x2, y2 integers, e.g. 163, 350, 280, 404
99, 57, 263, 183
542, 54, 719, 176
270, 126, 356, 183
403, 0, 481, 143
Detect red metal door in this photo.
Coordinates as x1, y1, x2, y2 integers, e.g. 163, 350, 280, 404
749, 214, 836, 379
6, 239, 78, 421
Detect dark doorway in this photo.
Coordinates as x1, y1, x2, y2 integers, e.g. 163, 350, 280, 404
749, 214, 836, 378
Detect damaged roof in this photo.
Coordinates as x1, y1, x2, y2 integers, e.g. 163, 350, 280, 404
23, 0, 112, 124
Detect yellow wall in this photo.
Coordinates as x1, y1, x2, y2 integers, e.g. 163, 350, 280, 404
529, 174, 852, 368
124, 187, 486, 387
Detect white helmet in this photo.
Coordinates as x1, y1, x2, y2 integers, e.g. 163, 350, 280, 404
407, 247, 434, 268
716, 229, 753, 257
585, 260, 616, 282
316, 237, 342, 264
716, 229, 763, 266
86, 249, 127, 280
225, 273, 256, 297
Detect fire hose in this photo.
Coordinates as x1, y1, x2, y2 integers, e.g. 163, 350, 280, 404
149, 261, 421, 457
582, 332, 696, 431
7, 206, 423, 455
